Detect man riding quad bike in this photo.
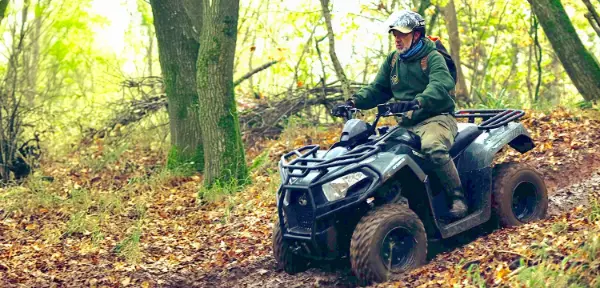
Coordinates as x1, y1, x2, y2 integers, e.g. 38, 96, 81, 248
272, 10, 548, 285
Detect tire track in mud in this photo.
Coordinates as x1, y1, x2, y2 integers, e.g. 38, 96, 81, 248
170, 165, 600, 288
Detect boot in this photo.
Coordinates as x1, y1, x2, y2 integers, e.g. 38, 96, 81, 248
432, 159, 468, 220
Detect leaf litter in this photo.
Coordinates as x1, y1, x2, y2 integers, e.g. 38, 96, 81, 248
1, 108, 600, 287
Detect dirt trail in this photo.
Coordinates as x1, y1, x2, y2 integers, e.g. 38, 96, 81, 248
166, 160, 600, 288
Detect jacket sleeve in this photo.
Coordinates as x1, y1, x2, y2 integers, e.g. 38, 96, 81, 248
415, 52, 456, 114
352, 53, 394, 110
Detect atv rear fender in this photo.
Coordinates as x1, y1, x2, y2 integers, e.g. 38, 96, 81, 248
458, 122, 534, 171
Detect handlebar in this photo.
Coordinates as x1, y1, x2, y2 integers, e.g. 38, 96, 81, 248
332, 103, 421, 137
333, 103, 421, 121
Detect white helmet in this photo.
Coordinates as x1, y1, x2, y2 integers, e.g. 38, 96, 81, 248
386, 10, 426, 34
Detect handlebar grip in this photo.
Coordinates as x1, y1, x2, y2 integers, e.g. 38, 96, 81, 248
410, 104, 421, 111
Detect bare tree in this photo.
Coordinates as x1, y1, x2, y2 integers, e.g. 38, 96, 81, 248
319, 0, 352, 99
441, 0, 469, 103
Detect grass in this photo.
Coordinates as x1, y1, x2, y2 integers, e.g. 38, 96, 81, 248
464, 264, 487, 288
589, 200, 600, 223
113, 220, 144, 263
82, 143, 130, 173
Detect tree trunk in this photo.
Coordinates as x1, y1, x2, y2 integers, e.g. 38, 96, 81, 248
441, 0, 469, 103
150, 0, 205, 172
530, 0, 600, 102
183, 0, 203, 40
197, 0, 247, 187
319, 0, 351, 99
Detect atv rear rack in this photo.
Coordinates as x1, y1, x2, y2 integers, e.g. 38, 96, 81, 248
280, 144, 380, 178
454, 109, 525, 130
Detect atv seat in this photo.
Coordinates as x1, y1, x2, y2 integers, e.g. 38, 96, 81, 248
450, 124, 483, 157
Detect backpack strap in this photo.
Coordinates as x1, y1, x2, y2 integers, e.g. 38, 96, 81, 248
420, 49, 438, 74
420, 54, 429, 73
420, 50, 456, 96
390, 51, 399, 74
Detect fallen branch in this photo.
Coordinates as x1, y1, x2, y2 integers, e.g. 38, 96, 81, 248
233, 60, 279, 87
86, 79, 367, 144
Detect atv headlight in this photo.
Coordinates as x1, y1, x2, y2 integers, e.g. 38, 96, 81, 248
322, 172, 367, 202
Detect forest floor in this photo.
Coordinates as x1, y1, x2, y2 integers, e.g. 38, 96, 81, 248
1, 108, 600, 287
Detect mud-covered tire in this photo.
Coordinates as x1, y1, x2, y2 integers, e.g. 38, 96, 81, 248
492, 163, 548, 227
350, 204, 427, 285
272, 220, 309, 274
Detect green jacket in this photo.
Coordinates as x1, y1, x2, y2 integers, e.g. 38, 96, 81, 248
353, 38, 456, 126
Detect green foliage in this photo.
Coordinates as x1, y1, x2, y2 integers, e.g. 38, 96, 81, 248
83, 143, 130, 173
468, 88, 524, 109
64, 211, 103, 243
516, 263, 585, 288
248, 150, 271, 173
589, 200, 600, 223
464, 264, 487, 288
552, 222, 568, 234
0, 175, 61, 218
113, 220, 143, 263
198, 175, 249, 205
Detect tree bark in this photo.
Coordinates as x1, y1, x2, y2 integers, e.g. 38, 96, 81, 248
183, 0, 203, 40
319, 0, 351, 99
530, 0, 600, 102
150, 0, 205, 172
197, 0, 247, 187
441, 0, 469, 103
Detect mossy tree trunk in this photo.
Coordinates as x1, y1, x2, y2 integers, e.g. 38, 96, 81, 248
529, 0, 600, 102
197, 0, 247, 187
150, 0, 205, 172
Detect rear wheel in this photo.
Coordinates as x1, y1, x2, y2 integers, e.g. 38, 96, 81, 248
350, 204, 427, 285
272, 219, 309, 274
492, 163, 548, 227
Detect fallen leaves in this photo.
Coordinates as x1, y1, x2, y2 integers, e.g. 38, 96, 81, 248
1, 108, 600, 287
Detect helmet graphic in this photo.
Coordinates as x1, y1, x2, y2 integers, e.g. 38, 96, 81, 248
386, 10, 426, 34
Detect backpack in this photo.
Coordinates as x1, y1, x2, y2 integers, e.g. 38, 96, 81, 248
390, 35, 458, 84
427, 36, 457, 84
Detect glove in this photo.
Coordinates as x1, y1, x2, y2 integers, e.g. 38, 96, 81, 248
331, 99, 355, 117
389, 99, 420, 114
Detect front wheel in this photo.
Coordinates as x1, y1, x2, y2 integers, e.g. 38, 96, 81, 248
272, 219, 309, 274
492, 163, 548, 227
350, 204, 427, 285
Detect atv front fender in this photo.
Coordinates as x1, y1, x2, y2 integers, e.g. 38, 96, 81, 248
376, 154, 428, 183
458, 122, 534, 171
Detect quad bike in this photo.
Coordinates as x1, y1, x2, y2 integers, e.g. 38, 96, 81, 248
272, 104, 548, 285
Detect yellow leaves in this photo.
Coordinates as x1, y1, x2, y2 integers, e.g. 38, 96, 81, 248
25, 223, 38, 231
121, 277, 132, 286
494, 263, 511, 285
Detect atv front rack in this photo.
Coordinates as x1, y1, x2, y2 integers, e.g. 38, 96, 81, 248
454, 109, 525, 130
280, 144, 380, 179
